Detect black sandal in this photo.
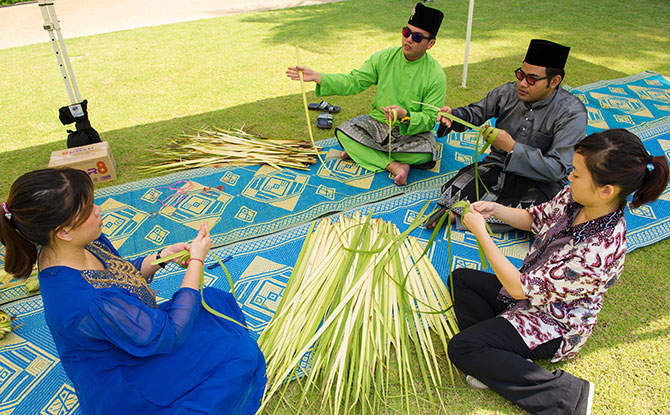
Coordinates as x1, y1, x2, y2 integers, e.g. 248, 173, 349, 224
308, 100, 340, 113
316, 112, 333, 129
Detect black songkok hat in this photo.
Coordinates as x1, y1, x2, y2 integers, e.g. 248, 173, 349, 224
408, 3, 444, 37
524, 39, 570, 69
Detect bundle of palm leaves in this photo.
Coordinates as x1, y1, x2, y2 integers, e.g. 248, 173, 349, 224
0, 310, 15, 340
258, 209, 459, 414
141, 127, 323, 173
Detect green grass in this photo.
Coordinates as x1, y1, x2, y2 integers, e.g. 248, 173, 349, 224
0, 0, 31, 6
1, 0, 669, 413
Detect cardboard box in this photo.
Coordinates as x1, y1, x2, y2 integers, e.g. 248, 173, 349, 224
48, 141, 117, 184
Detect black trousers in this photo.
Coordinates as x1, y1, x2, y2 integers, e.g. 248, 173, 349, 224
447, 268, 588, 415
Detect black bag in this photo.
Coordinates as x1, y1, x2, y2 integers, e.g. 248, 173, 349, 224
58, 99, 102, 148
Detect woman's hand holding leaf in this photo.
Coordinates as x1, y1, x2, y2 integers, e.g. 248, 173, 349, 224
189, 223, 211, 262
162, 243, 191, 267
461, 204, 488, 237
470, 201, 498, 219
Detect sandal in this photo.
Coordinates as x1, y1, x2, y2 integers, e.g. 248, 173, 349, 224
316, 112, 333, 129
308, 100, 340, 113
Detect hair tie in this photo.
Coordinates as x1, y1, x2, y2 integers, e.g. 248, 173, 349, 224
647, 154, 655, 172
1, 202, 11, 221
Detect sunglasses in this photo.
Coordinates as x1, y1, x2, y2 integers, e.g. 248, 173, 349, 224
402, 27, 434, 43
514, 68, 550, 86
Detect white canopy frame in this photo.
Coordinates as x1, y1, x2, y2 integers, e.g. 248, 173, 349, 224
38, 0, 81, 106
461, 0, 475, 88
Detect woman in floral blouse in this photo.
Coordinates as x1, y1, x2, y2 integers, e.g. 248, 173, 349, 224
448, 129, 669, 415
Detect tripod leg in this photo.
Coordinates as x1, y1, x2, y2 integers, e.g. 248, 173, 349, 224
38, 1, 81, 105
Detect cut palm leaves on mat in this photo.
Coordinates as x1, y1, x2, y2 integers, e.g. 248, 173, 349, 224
258, 210, 459, 415
0, 271, 40, 306
24, 278, 39, 293
141, 127, 322, 173
0, 309, 17, 340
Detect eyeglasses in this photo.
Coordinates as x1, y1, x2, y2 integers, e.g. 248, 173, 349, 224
402, 27, 434, 43
514, 68, 550, 86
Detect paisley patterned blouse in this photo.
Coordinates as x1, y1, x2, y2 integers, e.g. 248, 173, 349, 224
82, 239, 157, 308
498, 187, 626, 362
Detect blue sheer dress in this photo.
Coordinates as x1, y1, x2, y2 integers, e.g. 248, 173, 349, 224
38, 235, 266, 414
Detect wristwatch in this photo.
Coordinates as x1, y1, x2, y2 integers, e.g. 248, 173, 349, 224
400, 111, 411, 125
155, 249, 167, 268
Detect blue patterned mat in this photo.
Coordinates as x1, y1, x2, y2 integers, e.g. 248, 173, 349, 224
90, 136, 462, 261
1, 72, 669, 414
75, 71, 670, 261
0, 126, 468, 305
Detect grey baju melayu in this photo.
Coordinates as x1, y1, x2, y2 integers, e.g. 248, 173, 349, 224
436, 82, 587, 231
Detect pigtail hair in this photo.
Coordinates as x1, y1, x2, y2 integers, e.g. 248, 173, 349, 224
577, 129, 670, 209
630, 155, 670, 209
0, 167, 95, 279
0, 210, 38, 279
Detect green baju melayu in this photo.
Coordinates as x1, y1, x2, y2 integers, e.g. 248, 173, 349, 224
316, 47, 446, 172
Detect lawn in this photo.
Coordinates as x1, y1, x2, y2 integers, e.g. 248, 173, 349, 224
1, 0, 669, 413
0, 0, 29, 6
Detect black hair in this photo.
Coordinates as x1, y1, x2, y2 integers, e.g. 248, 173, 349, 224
545, 67, 565, 86
0, 168, 94, 278
575, 129, 670, 209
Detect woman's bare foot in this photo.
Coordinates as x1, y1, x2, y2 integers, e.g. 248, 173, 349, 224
339, 150, 350, 160
386, 161, 410, 185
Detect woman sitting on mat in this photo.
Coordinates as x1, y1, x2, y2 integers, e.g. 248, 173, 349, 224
0, 168, 266, 415
447, 129, 669, 415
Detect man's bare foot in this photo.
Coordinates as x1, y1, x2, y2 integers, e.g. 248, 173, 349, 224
339, 150, 350, 160
386, 161, 410, 186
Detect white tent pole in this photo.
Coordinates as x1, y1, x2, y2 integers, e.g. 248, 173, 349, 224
461, 0, 475, 88
38, 0, 81, 104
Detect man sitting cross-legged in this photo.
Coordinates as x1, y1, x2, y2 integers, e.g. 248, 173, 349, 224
286, 3, 446, 186
426, 39, 587, 231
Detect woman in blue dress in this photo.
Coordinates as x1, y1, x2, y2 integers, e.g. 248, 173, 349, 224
0, 167, 266, 414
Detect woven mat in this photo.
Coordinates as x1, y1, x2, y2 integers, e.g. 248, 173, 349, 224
1, 72, 669, 414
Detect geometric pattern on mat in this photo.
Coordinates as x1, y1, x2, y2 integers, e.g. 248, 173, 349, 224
1, 72, 670, 414
3, 173, 670, 414
90, 135, 465, 261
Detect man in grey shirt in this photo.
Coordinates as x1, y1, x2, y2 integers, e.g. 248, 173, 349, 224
427, 39, 587, 231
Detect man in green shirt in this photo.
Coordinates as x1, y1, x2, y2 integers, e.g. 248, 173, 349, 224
286, 3, 446, 185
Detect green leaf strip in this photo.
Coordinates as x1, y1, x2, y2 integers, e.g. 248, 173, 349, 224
150, 249, 246, 328
296, 45, 333, 176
